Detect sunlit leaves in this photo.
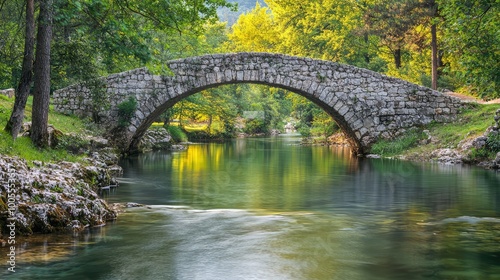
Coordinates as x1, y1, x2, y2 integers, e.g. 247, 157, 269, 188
226, 3, 280, 52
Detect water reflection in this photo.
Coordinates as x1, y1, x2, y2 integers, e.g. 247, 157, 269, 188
4, 136, 500, 279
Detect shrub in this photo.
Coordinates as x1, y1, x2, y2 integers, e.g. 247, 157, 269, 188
297, 125, 311, 137
486, 133, 500, 153
117, 96, 137, 128
469, 133, 500, 161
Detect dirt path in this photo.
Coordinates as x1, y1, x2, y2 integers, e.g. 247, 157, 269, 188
443, 91, 500, 104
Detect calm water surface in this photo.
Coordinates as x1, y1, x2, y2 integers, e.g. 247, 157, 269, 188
4, 136, 500, 279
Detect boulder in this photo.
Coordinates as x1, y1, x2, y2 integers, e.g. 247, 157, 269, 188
0, 88, 14, 98
0, 154, 119, 234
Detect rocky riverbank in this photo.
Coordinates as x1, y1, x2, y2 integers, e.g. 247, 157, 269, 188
386, 108, 500, 170
0, 150, 122, 236
138, 127, 186, 152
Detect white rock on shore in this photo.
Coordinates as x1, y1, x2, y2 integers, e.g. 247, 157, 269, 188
0, 154, 120, 235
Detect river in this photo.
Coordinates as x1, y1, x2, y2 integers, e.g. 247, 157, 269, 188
4, 135, 500, 279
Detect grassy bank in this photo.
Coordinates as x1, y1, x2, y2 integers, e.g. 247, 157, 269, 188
0, 95, 94, 162
370, 103, 500, 160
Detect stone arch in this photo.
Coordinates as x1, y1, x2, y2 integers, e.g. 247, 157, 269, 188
128, 80, 363, 154
52, 53, 463, 155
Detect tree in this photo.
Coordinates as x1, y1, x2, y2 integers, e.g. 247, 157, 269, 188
363, 0, 427, 69
5, 0, 35, 139
226, 3, 280, 52
31, 0, 53, 148
438, 0, 499, 98
428, 0, 439, 90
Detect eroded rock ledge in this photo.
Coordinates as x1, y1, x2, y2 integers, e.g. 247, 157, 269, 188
0, 153, 122, 235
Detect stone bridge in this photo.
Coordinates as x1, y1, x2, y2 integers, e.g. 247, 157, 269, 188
52, 52, 464, 154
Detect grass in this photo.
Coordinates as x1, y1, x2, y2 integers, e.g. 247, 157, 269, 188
0, 95, 94, 163
166, 125, 188, 142
370, 129, 426, 156
371, 103, 500, 160
424, 103, 499, 147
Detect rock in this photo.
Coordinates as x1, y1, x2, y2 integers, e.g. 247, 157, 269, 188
472, 136, 487, 149
0, 153, 119, 235
492, 152, 500, 169
138, 127, 173, 152
0, 88, 14, 98
419, 130, 432, 145
171, 144, 187, 151
366, 154, 381, 159
431, 148, 463, 165
284, 122, 296, 133
270, 129, 281, 136
89, 136, 109, 148
126, 202, 143, 208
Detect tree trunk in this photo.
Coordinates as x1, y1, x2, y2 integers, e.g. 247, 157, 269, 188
394, 48, 402, 69
31, 0, 53, 148
431, 23, 438, 90
364, 33, 370, 64
5, 0, 35, 139
430, 0, 439, 90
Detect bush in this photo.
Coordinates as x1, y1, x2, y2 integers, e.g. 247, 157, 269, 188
469, 133, 500, 161
297, 124, 311, 137
117, 96, 137, 128
486, 133, 500, 153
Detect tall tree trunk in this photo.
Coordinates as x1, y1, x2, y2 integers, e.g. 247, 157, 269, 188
394, 48, 402, 69
31, 0, 53, 148
364, 33, 370, 64
430, 0, 439, 90
5, 0, 35, 139
431, 23, 438, 90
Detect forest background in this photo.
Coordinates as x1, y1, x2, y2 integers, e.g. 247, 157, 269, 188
0, 0, 498, 141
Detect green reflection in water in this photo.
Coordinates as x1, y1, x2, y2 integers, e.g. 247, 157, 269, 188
3, 136, 500, 279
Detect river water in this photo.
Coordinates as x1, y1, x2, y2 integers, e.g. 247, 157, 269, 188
4, 136, 500, 279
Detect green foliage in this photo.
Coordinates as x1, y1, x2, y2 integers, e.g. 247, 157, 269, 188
371, 129, 426, 156
471, 132, 500, 161
52, 185, 64, 193
297, 124, 311, 137
167, 126, 188, 143
438, 0, 499, 98
426, 104, 500, 147
87, 79, 110, 123
56, 134, 90, 154
32, 195, 43, 204
469, 147, 495, 162
117, 96, 137, 128
486, 133, 500, 153
244, 118, 267, 134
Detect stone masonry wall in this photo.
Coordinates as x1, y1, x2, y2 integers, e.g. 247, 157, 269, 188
52, 53, 464, 154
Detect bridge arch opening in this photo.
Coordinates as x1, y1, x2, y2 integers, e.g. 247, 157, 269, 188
127, 81, 362, 155
128, 82, 361, 154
